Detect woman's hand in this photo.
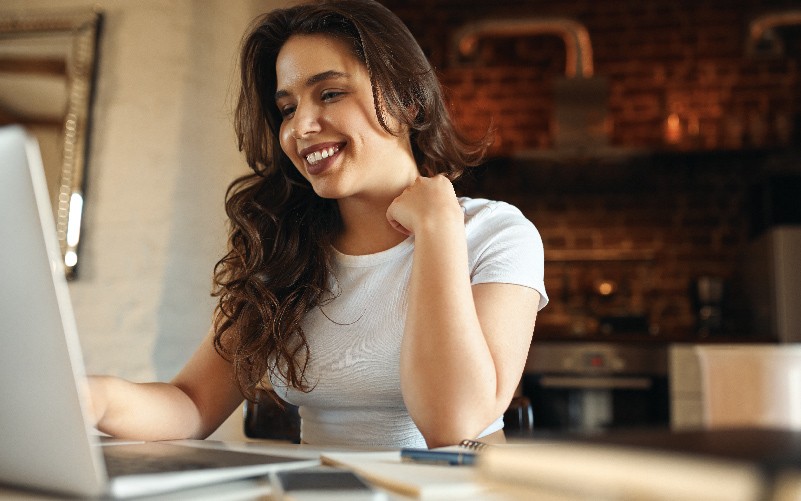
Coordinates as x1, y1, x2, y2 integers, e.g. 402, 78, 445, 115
386, 175, 463, 236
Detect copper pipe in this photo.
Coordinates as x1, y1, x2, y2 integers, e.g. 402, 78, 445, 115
747, 10, 801, 56
452, 18, 594, 78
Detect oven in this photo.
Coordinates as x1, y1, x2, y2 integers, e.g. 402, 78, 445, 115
521, 342, 670, 432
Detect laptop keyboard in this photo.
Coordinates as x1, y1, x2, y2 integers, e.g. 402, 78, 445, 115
100, 442, 300, 479
104, 453, 218, 477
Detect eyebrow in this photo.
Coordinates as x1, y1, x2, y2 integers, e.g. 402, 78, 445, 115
274, 70, 349, 101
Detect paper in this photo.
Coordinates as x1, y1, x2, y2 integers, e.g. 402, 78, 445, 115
320, 451, 485, 499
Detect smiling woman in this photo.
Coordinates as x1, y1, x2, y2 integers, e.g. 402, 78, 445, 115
274, 34, 419, 207
0, 9, 102, 278
87, 0, 548, 450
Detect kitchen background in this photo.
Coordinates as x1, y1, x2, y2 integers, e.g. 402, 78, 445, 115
382, 0, 801, 343
1, 0, 799, 436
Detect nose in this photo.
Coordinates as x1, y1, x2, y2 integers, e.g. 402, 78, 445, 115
290, 102, 322, 139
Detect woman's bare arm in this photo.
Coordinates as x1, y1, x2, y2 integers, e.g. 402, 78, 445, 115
389, 176, 539, 447
89, 327, 244, 441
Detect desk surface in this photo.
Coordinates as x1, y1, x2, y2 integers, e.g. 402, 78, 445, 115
0, 439, 540, 501
6, 432, 794, 501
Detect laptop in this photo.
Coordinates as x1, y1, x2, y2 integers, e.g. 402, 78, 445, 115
0, 125, 317, 498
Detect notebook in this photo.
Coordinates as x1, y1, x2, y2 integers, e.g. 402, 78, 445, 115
0, 125, 318, 498
477, 428, 801, 501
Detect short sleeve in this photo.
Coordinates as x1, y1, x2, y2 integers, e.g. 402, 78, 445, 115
462, 198, 549, 311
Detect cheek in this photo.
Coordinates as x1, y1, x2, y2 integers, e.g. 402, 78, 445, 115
278, 124, 310, 180
278, 123, 293, 157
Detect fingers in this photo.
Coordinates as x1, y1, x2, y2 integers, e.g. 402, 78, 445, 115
388, 217, 412, 236
386, 175, 460, 236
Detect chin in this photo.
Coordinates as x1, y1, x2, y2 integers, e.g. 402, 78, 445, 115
309, 182, 347, 201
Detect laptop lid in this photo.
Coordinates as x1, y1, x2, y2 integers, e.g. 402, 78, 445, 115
0, 125, 108, 497
0, 125, 320, 498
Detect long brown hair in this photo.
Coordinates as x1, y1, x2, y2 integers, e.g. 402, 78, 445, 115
213, 0, 491, 401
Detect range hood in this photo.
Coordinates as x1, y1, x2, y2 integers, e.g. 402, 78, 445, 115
452, 18, 648, 163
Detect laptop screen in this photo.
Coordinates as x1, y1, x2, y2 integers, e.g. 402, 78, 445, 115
0, 125, 107, 496
0, 126, 321, 499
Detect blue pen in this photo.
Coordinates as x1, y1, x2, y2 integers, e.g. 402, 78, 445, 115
400, 448, 477, 466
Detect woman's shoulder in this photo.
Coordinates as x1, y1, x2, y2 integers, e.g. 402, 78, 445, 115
458, 197, 530, 226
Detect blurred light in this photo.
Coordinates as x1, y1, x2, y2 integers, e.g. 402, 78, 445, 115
598, 281, 614, 296
665, 113, 681, 144
65, 251, 78, 268
67, 192, 83, 247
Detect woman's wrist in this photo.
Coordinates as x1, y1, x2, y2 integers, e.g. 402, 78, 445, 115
86, 375, 109, 426
393, 215, 459, 240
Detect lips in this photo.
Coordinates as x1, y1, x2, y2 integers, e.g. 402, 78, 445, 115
305, 145, 339, 165
299, 142, 344, 175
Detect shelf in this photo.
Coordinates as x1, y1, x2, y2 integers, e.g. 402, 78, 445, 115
544, 248, 657, 262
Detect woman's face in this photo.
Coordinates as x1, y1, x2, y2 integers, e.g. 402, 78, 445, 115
275, 34, 417, 201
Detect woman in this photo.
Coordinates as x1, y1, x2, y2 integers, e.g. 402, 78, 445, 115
90, 0, 547, 449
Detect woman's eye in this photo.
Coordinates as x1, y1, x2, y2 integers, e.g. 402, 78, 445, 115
321, 90, 344, 101
279, 105, 295, 119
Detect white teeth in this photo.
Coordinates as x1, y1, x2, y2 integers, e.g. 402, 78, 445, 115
305, 146, 338, 165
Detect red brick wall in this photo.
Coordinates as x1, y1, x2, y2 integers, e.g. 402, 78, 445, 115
384, 0, 801, 153
382, 0, 801, 341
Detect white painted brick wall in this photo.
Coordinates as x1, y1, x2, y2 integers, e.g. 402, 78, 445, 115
4, 1, 290, 392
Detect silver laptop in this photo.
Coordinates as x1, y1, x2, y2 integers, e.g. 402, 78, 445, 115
0, 125, 317, 498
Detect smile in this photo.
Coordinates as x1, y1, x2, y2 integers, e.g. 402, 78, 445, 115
305, 145, 340, 165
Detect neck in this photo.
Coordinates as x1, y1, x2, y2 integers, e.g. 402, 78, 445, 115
335, 195, 408, 255
333, 138, 418, 255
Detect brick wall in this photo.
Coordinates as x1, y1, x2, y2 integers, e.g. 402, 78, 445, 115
382, 0, 801, 341
385, 0, 801, 153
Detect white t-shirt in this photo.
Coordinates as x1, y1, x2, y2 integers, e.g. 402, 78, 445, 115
270, 197, 548, 447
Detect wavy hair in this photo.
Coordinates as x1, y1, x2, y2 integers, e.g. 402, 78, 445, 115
213, 0, 491, 401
